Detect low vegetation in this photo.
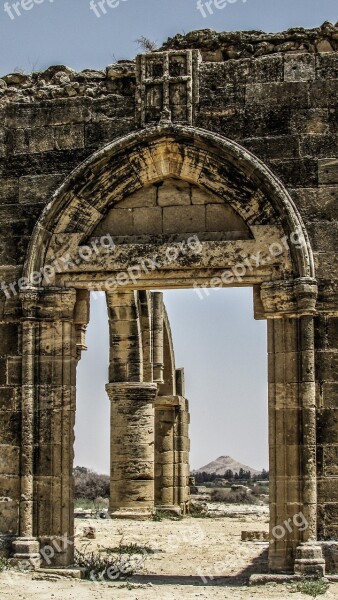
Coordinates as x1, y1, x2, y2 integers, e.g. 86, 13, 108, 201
153, 510, 183, 522
210, 489, 260, 505
74, 536, 148, 582
288, 578, 330, 597
194, 468, 269, 485
0, 556, 9, 572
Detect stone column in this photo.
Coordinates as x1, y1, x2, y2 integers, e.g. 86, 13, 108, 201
175, 396, 191, 510
106, 291, 143, 383
155, 386, 190, 515
154, 396, 180, 514
106, 291, 157, 518
268, 316, 324, 575
12, 289, 41, 569
152, 292, 164, 383
294, 316, 325, 576
106, 382, 157, 519
13, 287, 77, 568
37, 289, 77, 567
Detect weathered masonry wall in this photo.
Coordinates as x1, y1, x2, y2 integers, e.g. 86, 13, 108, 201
0, 22, 337, 569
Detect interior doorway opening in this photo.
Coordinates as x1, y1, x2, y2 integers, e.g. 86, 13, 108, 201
74, 287, 268, 508
72, 286, 270, 578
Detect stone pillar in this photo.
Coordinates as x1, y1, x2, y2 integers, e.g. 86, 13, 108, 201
154, 390, 190, 515
106, 291, 143, 383
294, 316, 325, 576
315, 315, 338, 544
106, 291, 156, 518
34, 288, 77, 567
152, 292, 164, 383
12, 287, 77, 568
175, 396, 191, 511
106, 382, 157, 519
155, 396, 180, 514
268, 316, 324, 575
12, 289, 41, 569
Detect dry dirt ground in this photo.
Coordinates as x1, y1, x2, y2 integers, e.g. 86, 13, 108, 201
1, 506, 337, 600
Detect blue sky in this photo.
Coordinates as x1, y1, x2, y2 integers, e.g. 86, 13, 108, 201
0, 0, 337, 75
1, 0, 336, 472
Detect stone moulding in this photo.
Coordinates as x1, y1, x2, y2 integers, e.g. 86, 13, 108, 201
23, 124, 316, 294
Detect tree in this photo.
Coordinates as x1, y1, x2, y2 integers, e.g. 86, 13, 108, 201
73, 467, 110, 500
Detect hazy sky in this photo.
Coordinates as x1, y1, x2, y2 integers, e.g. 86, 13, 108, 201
76, 289, 267, 473
1, 0, 336, 473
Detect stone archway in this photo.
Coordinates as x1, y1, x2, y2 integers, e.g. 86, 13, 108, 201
16, 124, 324, 574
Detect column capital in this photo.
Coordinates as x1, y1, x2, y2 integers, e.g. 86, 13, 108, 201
20, 286, 77, 320
20, 287, 41, 318
257, 278, 318, 319
106, 382, 158, 401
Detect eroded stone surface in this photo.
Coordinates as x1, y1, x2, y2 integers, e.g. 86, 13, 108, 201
0, 25, 337, 575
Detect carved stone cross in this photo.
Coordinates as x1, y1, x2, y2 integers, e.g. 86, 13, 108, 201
136, 50, 201, 127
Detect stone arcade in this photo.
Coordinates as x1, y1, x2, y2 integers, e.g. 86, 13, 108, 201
0, 23, 337, 575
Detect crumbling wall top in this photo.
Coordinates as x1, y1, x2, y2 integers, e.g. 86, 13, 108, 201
1, 23, 337, 106
161, 21, 338, 60
0, 61, 136, 106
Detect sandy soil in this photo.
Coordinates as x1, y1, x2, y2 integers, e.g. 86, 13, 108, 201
1, 506, 336, 600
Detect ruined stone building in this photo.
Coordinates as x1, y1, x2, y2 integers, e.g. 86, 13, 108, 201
0, 22, 337, 574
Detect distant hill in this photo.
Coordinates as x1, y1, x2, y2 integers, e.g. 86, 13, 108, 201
194, 455, 261, 476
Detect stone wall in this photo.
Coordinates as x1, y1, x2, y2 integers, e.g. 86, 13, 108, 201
0, 23, 337, 567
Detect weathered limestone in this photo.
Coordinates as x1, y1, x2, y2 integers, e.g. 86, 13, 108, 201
105, 290, 190, 518
106, 382, 157, 519
154, 394, 190, 514
267, 316, 324, 573
0, 27, 337, 574
152, 292, 164, 383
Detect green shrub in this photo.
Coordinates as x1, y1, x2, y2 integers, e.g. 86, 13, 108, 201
289, 578, 329, 597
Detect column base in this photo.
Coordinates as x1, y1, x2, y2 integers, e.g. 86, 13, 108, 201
154, 505, 182, 518
110, 508, 153, 521
11, 537, 41, 569
294, 542, 326, 577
